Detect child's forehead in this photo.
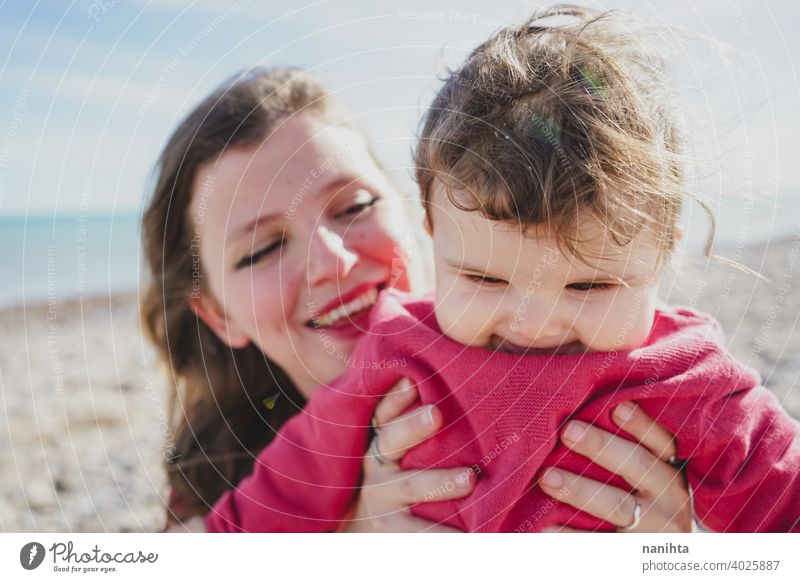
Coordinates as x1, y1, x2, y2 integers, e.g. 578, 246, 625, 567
430, 189, 660, 272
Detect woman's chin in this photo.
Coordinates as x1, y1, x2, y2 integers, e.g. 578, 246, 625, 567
299, 349, 363, 397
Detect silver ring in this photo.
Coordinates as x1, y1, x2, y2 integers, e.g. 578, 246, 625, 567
369, 436, 389, 466
668, 454, 688, 472
620, 499, 642, 532
667, 438, 684, 468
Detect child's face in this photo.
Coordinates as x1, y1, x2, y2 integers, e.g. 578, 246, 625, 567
429, 191, 664, 355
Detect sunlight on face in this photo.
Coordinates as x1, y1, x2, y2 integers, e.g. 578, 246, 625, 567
429, 187, 664, 355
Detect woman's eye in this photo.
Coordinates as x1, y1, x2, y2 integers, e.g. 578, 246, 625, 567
336, 195, 380, 219
567, 282, 613, 291
466, 274, 508, 286
235, 238, 284, 269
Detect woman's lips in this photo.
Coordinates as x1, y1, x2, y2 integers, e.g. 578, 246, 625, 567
314, 281, 379, 318
305, 281, 385, 334
308, 304, 374, 340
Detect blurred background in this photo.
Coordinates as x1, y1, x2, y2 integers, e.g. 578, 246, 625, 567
0, 0, 798, 531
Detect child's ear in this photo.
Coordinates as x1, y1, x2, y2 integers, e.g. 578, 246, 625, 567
188, 292, 250, 349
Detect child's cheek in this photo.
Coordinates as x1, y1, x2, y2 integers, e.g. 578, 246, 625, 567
581, 291, 656, 351
434, 284, 489, 347
612, 294, 658, 350
433, 293, 461, 341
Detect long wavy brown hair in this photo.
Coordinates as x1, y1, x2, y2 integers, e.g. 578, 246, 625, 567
141, 67, 347, 523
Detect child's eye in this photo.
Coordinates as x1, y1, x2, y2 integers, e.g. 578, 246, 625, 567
235, 237, 285, 269
466, 274, 508, 286
567, 282, 613, 291
335, 195, 380, 220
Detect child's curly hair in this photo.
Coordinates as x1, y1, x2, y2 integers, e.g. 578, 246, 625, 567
415, 4, 715, 263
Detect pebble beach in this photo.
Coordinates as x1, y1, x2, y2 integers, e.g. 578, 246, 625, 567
1, 236, 799, 532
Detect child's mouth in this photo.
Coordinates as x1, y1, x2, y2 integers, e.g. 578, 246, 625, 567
490, 336, 586, 355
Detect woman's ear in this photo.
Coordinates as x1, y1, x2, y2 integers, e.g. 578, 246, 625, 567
188, 292, 250, 349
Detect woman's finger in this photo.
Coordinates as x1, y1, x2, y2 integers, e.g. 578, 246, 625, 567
538, 468, 640, 529
612, 402, 678, 462
349, 467, 473, 532
371, 404, 443, 463
372, 378, 418, 428
363, 467, 476, 505
560, 420, 678, 496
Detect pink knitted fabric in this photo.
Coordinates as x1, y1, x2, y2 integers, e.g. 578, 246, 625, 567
205, 289, 800, 532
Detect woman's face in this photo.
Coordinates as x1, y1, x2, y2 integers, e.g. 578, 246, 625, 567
188, 115, 424, 397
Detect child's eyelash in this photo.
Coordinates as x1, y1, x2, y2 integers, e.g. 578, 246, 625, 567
466, 274, 507, 285
567, 282, 613, 291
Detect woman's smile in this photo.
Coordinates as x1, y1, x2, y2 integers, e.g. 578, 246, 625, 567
306, 280, 385, 338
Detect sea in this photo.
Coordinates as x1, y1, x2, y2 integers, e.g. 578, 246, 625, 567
1, 213, 142, 308
1, 201, 798, 309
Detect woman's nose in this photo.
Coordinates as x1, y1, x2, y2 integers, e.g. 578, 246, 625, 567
306, 226, 358, 286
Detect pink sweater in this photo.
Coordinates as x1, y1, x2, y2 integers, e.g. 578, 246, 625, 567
205, 290, 800, 532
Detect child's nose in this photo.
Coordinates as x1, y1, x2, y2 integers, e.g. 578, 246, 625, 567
510, 298, 566, 340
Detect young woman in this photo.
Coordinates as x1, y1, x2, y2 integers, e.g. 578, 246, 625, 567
142, 67, 694, 532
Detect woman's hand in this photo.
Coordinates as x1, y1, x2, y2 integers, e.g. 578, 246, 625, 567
341, 379, 476, 532
538, 402, 694, 533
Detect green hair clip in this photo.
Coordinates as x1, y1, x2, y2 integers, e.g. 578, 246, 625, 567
578, 66, 605, 96
262, 393, 280, 410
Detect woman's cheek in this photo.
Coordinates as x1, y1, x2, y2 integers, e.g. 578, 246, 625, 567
250, 265, 296, 337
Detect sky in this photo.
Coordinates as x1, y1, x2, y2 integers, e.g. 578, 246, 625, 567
0, 0, 798, 245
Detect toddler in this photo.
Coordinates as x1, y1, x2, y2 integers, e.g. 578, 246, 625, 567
205, 6, 800, 532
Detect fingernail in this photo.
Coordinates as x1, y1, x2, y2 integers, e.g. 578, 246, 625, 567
614, 402, 636, 423
562, 421, 588, 444
541, 469, 564, 490
541, 527, 557, 533
421, 406, 435, 427
455, 469, 474, 488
